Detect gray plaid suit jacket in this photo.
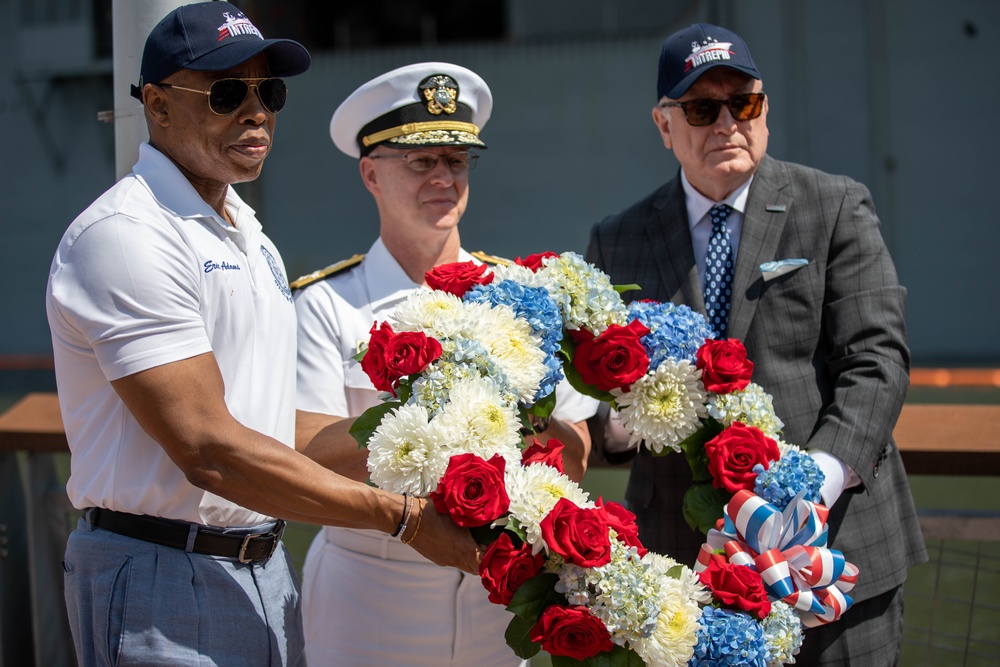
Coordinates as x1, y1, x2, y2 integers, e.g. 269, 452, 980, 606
586, 154, 927, 604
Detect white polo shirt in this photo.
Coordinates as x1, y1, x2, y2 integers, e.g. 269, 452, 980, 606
46, 142, 297, 527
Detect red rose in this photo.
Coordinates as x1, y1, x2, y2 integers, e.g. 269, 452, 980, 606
521, 438, 565, 474
479, 532, 545, 605
572, 320, 651, 392
529, 605, 614, 660
425, 261, 494, 297
697, 559, 772, 619
696, 338, 754, 394
384, 330, 442, 378
539, 497, 611, 568
596, 497, 647, 557
429, 453, 510, 527
359, 321, 396, 394
704, 422, 780, 495
514, 251, 559, 272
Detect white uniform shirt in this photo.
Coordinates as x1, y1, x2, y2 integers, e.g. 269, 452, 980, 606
295, 236, 599, 423
294, 237, 599, 551
46, 142, 297, 527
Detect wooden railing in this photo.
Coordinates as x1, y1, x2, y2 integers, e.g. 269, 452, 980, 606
4, 392, 999, 472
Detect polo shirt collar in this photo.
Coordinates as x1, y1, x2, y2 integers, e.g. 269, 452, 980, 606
132, 142, 257, 232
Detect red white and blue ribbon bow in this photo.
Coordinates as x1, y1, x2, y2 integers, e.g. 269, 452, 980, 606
695, 489, 859, 627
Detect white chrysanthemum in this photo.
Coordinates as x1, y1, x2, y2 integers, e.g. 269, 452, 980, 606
505, 463, 593, 551
631, 573, 704, 667
707, 382, 785, 438
491, 262, 549, 288
391, 289, 469, 339
435, 376, 522, 463
366, 404, 457, 495
471, 304, 548, 402
537, 252, 628, 334
612, 359, 708, 454
642, 552, 712, 605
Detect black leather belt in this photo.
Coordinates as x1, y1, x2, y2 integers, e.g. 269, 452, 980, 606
90, 508, 284, 563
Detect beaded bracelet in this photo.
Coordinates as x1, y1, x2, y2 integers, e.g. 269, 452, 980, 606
391, 493, 413, 539
401, 498, 424, 545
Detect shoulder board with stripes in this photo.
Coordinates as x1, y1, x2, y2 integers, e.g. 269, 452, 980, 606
289, 253, 365, 291
470, 250, 512, 266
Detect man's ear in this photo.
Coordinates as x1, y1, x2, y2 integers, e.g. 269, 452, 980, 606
143, 84, 170, 128
651, 105, 673, 150
359, 156, 379, 196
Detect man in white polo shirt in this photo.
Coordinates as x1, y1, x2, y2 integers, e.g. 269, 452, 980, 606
45, 6, 480, 666
292, 62, 599, 666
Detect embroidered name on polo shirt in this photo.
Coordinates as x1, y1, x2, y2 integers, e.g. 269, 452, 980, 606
204, 260, 242, 273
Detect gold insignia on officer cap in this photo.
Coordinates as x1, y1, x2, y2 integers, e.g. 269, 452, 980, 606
420, 75, 459, 115
329, 62, 492, 158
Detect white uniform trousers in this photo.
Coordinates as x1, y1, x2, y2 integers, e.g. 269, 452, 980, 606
301, 527, 527, 667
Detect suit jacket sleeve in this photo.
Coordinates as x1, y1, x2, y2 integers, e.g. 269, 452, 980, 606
808, 177, 909, 492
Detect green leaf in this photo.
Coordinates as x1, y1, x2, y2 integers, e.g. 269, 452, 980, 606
505, 516, 530, 544
561, 354, 616, 403
677, 419, 723, 480
348, 402, 401, 449
551, 645, 645, 667
682, 482, 730, 534
527, 390, 557, 419
504, 615, 542, 659
613, 283, 642, 294
352, 344, 368, 363
395, 377, 413, 404
558, 335, 576, 363
506, 573, 560, 621
470, 523, 507, 546
666, 564, 686, 580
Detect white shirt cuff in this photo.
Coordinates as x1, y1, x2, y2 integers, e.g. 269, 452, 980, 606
807, 449, 860, 507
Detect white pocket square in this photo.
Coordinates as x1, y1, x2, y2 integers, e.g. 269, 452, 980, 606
760, 258, 810, 281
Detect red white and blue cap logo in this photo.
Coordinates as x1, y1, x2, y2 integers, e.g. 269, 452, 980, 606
656, 22, 761, 101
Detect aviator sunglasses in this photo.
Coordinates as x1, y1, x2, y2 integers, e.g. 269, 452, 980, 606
157, 77, 288, 115
660, 92, 766, 126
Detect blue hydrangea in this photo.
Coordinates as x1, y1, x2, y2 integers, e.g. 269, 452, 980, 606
465, 279, 565, 400
627, 301, 715, 369
689, 607, 768, 667
753, 448, 825, 510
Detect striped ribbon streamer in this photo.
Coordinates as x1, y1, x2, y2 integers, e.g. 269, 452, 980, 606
694, 489, 859, 627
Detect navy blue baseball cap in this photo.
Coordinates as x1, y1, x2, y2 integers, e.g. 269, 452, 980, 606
656, 23, 760, 100
130, 1, 311, 101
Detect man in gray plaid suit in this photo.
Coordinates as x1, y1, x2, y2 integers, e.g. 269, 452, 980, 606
586, 23, 927, 665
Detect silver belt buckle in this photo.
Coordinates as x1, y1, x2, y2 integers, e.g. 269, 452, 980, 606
238, 520, 284, 563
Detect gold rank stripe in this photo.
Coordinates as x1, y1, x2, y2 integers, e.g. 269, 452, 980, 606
471, 250, 512, 266
289, 253, 365, 291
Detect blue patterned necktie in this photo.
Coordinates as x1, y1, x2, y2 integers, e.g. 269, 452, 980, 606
704, 204, 734, 337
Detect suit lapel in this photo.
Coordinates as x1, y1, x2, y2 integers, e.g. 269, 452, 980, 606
727, 155, 791, 340
647, 177, 704, 310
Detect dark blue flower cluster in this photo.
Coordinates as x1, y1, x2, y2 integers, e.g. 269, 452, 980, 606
753, 448, 826, 511
465, 279, 565, 400
627, 301, 715, 370
689, 606, 768, 667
